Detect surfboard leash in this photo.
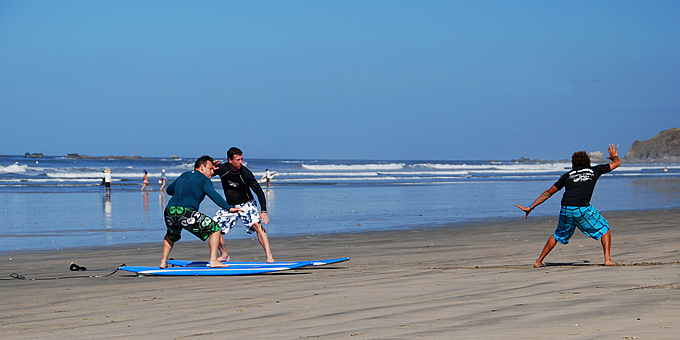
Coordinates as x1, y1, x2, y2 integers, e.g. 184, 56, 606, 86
6, 263, 126, 281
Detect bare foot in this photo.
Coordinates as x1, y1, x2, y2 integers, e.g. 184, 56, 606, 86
534, 262, 545, 268
266, 257, 275, 263
159, 262, 167, 269
209, 261, 229, 268
604, 260, 618, 266
217, 255, 230, 262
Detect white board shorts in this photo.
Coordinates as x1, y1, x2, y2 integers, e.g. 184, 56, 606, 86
213, 200, 260, 234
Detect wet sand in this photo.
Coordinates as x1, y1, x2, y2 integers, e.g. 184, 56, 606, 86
2, 209, 679, 339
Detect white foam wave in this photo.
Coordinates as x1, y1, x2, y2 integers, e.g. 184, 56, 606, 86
377, 171, 469, 176
275, 176, 402, 182
412, 162, 569, 171
44, 171, 184, 179
616, 165, 677, 172
614, 172, 673, 177
275, 174, 485, 183
0, 164, 30, 174
46, 172, 112, 179
301, 163, 405, 171
265, 171, 381, 177
0, 178, 119, 183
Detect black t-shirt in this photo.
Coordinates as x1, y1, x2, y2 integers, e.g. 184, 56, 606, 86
213, 164, 267, 211
554, 163, 611, 207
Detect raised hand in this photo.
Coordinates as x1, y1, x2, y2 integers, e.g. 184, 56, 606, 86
607, 144, 619, 160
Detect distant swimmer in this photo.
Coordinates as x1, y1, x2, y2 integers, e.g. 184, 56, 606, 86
664, 166, 668, 172
160, 155, 242, 269
141, 170, 150, 191
516, 144, 620, 268
103, 168, 112, 196
213, 147, 274, 263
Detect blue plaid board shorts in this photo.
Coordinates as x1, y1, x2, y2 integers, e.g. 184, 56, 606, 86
553, 205, 610, 244
213, 200, 261, 235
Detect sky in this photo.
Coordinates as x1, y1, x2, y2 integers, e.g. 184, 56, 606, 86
1, 1, 678, 161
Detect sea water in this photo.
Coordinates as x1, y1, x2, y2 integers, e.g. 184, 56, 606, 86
1, 155, 679, 252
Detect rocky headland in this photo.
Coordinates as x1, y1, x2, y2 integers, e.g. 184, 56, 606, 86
508, 128, 679, 164
624, 128, 680, 163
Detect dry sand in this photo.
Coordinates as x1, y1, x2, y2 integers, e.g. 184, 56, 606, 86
2, 209, 679, 339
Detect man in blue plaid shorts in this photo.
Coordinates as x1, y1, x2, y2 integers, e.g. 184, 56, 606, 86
516, 144, 620, 268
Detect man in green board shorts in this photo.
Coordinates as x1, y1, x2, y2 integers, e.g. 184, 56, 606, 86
161, 155, 241, 269
516, 144, 620, 268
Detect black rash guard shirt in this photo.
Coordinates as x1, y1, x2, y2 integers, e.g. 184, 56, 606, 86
213, 163, 267, 212
554, 163, 611, 207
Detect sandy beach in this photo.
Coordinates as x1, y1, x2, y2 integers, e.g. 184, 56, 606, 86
2, 208, 679, 339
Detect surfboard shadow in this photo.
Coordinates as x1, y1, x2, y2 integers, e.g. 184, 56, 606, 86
542, 262, 600, 267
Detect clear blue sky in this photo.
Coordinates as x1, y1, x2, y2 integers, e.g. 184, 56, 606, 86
1, 1, 678, 160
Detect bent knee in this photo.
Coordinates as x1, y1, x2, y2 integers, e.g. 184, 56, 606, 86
252, 223, 267, 233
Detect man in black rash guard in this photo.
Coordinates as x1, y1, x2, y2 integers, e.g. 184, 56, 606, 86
516, 144, 620, 268
213, 147, 274, 263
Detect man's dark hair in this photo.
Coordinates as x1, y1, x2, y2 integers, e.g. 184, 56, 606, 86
227, 147, 243, 160
571, 151, 591, 169
194, 155, 214, 170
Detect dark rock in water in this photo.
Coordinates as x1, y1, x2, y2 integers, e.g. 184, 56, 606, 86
113, 155, 143, 160
510, 157, 569, 163
25, 153, 44, 158
65, 153, 144, 160
588, 151, 605, 163
511, 157, 533, 163
625, 128, 680, 163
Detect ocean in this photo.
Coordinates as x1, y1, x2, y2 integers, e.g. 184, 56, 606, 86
1, 155, 679, 253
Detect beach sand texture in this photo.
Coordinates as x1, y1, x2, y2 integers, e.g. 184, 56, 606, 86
2, 209, 679, 339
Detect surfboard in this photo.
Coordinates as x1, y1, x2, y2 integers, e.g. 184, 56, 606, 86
167, 257, 350, 268
259, 171, 277, 183
119, 261, 312, 276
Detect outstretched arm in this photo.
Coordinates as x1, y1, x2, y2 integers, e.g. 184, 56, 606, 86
202, 178, 230, 210
516, 185, 559, 218
202, 177, 243, 213
607, 144, 620, 171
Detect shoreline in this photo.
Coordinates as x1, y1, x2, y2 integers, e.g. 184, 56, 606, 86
1, 206, 677, 257
2, 208, 680, 338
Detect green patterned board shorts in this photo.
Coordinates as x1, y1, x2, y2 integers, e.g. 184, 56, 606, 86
164, 206, 220, 242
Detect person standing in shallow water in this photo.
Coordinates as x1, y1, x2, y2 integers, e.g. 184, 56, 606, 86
141, 170, 150, 191
516, 144, 620, 268
103, 168, 112, 196
265, 169, 271, 187
159, 169, 167, 191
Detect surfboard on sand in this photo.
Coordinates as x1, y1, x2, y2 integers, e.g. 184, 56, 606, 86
119, 261, 313, 276
167, 257, 350, 268
259, 171, 277, 183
